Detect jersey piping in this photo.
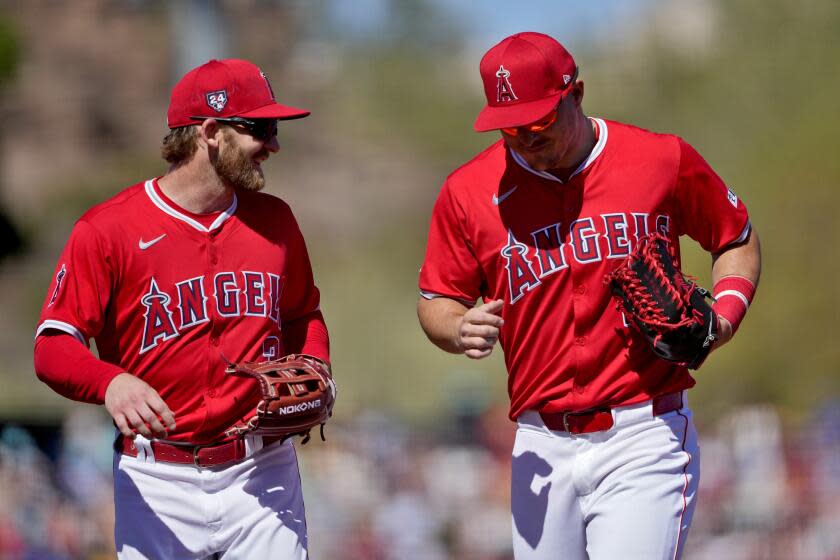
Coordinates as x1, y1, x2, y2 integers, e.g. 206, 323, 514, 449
35, 319, 87, 346
419, 289, 475, 307
144, 179, 237, 233
509, 117, 608, 183
734, 220, 751, 244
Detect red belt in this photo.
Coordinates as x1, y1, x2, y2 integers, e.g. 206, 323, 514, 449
539, 392, 684, 435
117, 434, 286, 468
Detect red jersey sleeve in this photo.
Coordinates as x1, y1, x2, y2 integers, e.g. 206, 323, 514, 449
673, 138, 750, 252
276, 206, 329, 361
419, 179, 482, 304
36, 219, 114, 344
277, 208, 321, 321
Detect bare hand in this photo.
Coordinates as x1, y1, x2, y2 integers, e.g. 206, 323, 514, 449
457, 299, 505, 359
711, 316, 734, 351
104, 373, 176, 439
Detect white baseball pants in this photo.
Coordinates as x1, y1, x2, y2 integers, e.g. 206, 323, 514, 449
113, 436, 308, 559
511, 395, 699, 560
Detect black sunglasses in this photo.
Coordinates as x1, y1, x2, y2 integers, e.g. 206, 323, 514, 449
190, 116, 278, 142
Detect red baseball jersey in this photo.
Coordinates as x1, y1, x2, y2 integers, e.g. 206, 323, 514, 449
420, 119, 750, 419
37, 179, 326, 442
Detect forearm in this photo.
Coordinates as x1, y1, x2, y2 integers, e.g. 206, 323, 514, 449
33, 332, 125, 404
712, 228, 761, 286
417, 297, 469, 354
710, 228, 762, 345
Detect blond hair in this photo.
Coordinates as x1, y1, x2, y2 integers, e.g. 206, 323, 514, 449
160, 126, 199, 165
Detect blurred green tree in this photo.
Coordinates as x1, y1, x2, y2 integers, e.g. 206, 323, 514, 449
0, 15, 22, 263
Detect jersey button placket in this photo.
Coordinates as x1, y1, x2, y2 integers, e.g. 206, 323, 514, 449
206, 238, 222, 398
206, 240, 220, 347
567, 232, 588, 395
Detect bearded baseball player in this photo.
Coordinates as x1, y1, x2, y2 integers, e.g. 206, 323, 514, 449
34, 59, 334, 559
417, 32, 761, 559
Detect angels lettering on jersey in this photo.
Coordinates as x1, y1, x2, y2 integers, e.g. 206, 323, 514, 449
502, 211, 671, 304
141, 271, 283, 354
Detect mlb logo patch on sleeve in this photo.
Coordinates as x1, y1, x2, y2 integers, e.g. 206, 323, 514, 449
727, 188, 738, 208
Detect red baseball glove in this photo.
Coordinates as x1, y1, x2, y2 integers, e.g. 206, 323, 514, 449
605, 233, 718, 370
224, 354, 335, 443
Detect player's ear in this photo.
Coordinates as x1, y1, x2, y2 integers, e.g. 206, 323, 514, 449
571, 79, 585, 106
198, 119, 222, 149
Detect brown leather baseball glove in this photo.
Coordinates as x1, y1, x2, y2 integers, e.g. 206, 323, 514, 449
224, 354, 335, 443
605, 233, 718, 370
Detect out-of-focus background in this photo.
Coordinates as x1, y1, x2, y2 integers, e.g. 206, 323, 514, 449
0, 0, 837, 558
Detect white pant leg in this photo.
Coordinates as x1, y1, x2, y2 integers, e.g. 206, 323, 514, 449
511, 420, 588, 560
114, 438, 307, 560
584, 407, 699, 560
511, 397, 700, 560
218, 441, 308, 560
113, 444, 212, 559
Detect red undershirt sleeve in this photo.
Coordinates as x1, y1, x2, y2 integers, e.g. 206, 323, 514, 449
281, 310, 330, 364
33, 332, 125, 404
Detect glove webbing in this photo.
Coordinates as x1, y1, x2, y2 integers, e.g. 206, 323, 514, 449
611, 238, 699, 332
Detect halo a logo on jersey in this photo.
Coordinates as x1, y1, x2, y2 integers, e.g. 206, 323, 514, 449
48, 264, 67, 307
206, 90, 228, 112
496, 65, 517, 103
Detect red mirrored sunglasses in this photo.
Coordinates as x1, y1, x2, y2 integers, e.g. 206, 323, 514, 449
500, 105, 560, 137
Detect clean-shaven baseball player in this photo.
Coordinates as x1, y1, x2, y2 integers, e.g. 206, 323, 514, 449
34, 59, 330, 559
417, 32, 761, 559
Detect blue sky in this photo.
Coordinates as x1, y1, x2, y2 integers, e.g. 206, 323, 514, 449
430, 0, 653, 46
327, 0, 654, 48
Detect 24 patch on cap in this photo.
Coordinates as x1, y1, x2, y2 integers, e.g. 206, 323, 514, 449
206, 90, 228, 112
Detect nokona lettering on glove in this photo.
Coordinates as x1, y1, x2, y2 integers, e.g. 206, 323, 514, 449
276, 399, 322, 416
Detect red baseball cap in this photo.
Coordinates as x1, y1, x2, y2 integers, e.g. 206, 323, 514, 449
474, 32, 578, 132
167, 58, 310, 128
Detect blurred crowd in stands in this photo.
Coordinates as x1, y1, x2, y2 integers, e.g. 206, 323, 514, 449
0, 400, 838, 559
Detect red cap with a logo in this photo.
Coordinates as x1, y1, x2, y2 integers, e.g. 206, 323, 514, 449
474, 32, 577, 132
167, 58, 310, 128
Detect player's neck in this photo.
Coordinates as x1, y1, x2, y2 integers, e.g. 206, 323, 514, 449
159, 162, 235, 215
546, 116, 596, 182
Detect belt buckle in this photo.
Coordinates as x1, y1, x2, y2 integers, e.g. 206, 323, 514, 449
562, 411, 573, 434
192, 443, 210, 468
560, 408, 607, 435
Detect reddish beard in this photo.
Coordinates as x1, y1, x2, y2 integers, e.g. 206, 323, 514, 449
211, 130, 266, 192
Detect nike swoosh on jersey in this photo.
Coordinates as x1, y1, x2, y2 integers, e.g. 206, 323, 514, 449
138, 234, 167, 250
492, 186, 518, 206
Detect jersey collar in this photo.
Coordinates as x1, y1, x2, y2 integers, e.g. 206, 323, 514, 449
510, 117, 608, 183
145, 179, 237, 233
